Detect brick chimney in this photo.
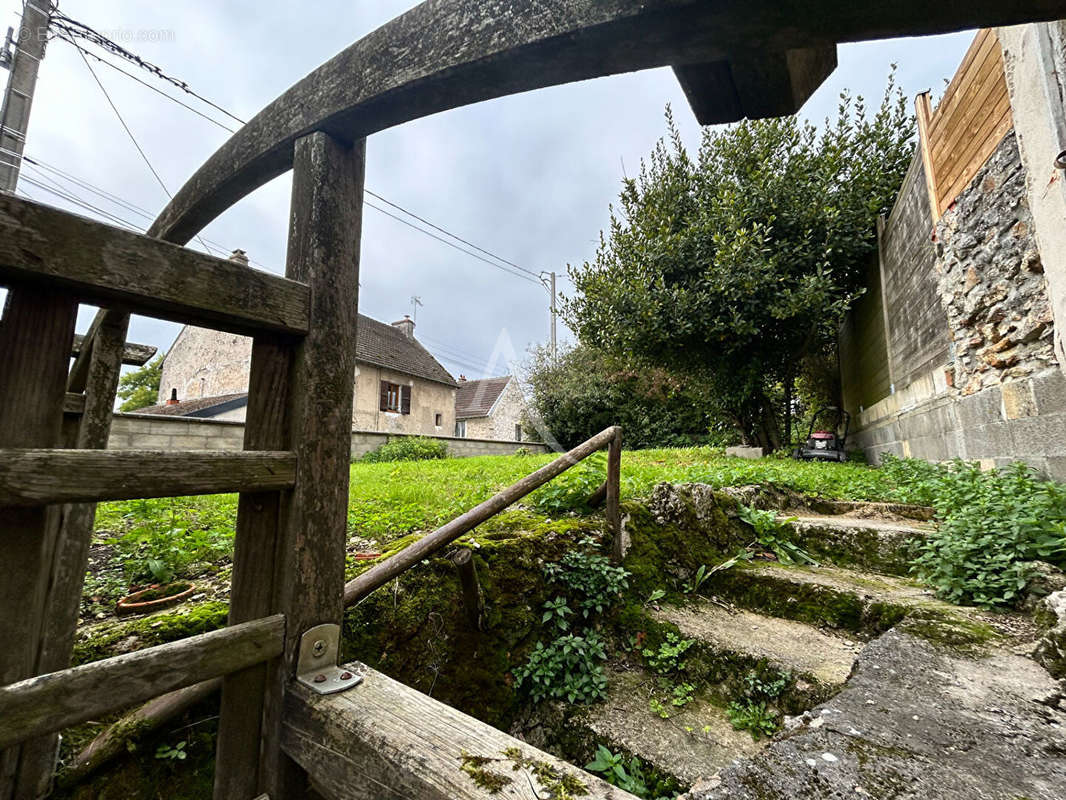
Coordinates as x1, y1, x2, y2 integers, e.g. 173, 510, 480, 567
229, 249, 249, 266
166, 388, 180, 406
391, 314, 415, 339
458, 375, 467, 383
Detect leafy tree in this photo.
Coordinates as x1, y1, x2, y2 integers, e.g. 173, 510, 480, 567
117, 354, 164, 412
564, 73, 914, 450
522, 343, 729, 450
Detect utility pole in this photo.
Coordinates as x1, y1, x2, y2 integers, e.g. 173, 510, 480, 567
0, 1, 51, 193
549, 271, 557, 360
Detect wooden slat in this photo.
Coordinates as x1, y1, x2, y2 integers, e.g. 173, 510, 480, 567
281, 661, 638, 800
259, 130, 365, 800
17, 311, 134, 793
935, 97, 1012, 212
0, 449, 296, 506
0, 287, 78, 798
928, 32, 1002, 159
71, 332, 156, 368
0, 194, 310, 336
937, 107, 1013, 216
927, 29, 996, 138
915, 93, 940, 221
0, 615, 285, 751
213, 337, 294, 800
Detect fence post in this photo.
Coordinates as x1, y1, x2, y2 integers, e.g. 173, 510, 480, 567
607, 428, 623, 564
449, 548, 483, 630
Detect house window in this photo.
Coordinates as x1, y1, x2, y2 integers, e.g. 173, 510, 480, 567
455, 420, 467, 438
380, 381, 411, 414
435, 413, 443, 427
515, 424, 522, 442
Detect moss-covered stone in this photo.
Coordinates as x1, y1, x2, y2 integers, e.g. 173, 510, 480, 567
71, 601, 230, 666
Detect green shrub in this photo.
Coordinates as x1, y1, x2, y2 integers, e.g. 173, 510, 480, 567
543, 539, 630, 619
514, 631, 608, 704
884, 456, 1066, 607
585, 745, 678, 799
360, 436, 448, 463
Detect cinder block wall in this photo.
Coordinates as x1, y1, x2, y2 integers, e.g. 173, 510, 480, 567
110, 414, 549, 459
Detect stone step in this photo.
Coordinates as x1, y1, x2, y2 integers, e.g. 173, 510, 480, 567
651, 602, 861, 710
781, 515, 929, 576
722, 485, 934, 523
578, 664, 764, 787
706, 561, 998, 641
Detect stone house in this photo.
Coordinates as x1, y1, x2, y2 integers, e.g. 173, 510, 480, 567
150, 312, 458, 436
839, 25, 1066, 478
454, 375, 527, 441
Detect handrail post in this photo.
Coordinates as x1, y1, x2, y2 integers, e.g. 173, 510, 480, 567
449, 548, 483, 630
607, 428, 623, 564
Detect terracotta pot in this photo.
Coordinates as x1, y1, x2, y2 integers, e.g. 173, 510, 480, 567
115, 581, 196, 616
353, 552, 382, 561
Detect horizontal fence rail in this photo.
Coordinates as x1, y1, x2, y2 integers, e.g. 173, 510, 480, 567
344, 426, 622, 606
0, 449, 297, 505
0, 194, 311, 336
70, 333, 156, 367
0, 615, 285, 750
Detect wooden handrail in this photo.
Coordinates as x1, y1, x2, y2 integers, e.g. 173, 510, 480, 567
0, 614, 284, 750
343, 426, 622, 607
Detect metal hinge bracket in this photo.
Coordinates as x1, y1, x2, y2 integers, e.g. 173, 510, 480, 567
295, 623, 362, 695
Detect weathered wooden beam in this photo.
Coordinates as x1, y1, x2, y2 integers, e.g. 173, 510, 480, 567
0, 287, 77, 799
281, 661, 637, 800
17, 310, 133, 796
0, 615, 284, 751
0, 449, 296, 506
674, 46, 838, 124
62, 393, 85, 415
259, 131, 364, 799
71, 332, 156, 368
0, 194, 310, 336
59, 679, 222, 790
344, 426, 620, 607
214, 337, 294, 800
150, 0, 1066, 246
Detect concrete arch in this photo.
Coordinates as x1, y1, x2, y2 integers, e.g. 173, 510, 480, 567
150, 0, 1066, 245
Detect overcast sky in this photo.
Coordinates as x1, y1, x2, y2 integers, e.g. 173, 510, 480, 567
2, 1, 975, 383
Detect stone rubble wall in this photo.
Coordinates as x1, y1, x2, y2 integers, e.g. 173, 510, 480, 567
934, 132, 1055, 395
109, 412, 548, 459
845, 131, 1066, 480
460, 378, 529, 441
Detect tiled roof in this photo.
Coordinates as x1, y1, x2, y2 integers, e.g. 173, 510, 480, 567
354, 314, 457, 387
136, 392, 248, 417
455, 376, 511, 419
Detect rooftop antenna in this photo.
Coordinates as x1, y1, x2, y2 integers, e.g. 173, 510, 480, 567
410, 295, 423, 323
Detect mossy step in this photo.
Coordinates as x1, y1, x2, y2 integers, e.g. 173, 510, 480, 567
706, 562, 989, 640
723, 485, 934, 522
651, 603, 861, 702
578, 665, 764, 787
782, 515, 929, 576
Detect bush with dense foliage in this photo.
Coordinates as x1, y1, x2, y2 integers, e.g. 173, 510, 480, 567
117, 354, 165, 412
359, 436, 448, 463
883, 456, 1066, 607
564, 73, 915, 450
523, 343, 728, 450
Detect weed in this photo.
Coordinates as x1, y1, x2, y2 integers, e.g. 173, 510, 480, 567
585, 745, 677, 799
541, 596, 573, 632
513, 631, 608, 704
727, 700, 778, 740
642, 632, 694, 674
737, 505, 817, 566
544, 539, 630, 619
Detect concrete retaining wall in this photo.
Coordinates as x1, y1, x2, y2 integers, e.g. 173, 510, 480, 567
109, 413, 549, 459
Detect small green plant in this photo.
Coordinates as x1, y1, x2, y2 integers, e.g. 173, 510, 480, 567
683, 564, 711, 594
544, 540, 630, 619
737, 505, 817, 566
542, 596, 573, 631
727, 699, 778, 741
585, 745, 676, 799
514, 631, 608, 704
645, 588, 666, 606
154, 741, 187, 761
642, 632, 694, 675
529, 453, 606, 514
360, 436, 448, 463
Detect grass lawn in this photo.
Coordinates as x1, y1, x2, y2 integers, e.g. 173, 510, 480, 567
85, 447, 898, 617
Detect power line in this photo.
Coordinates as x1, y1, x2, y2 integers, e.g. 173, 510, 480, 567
49, 12, 544, 288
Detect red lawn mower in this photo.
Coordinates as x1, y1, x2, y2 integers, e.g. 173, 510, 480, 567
794, 406, 850, 463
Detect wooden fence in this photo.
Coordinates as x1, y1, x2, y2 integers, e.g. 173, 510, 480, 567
916, 28, 1014, 220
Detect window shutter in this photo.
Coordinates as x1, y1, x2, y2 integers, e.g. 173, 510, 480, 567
400, 385, 412, 415
379, 381, 389, 411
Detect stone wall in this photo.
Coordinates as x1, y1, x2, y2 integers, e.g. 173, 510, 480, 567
461, 378, 528, 441
934, 132, 1055, 395
108, 413, 548, 459
353, 363, 456, 437
842, 130, 1065, 479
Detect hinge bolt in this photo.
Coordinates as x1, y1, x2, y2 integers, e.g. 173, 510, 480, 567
313, 673, 327, 683
311, 639, 327, 657
341, 671, 353, 680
